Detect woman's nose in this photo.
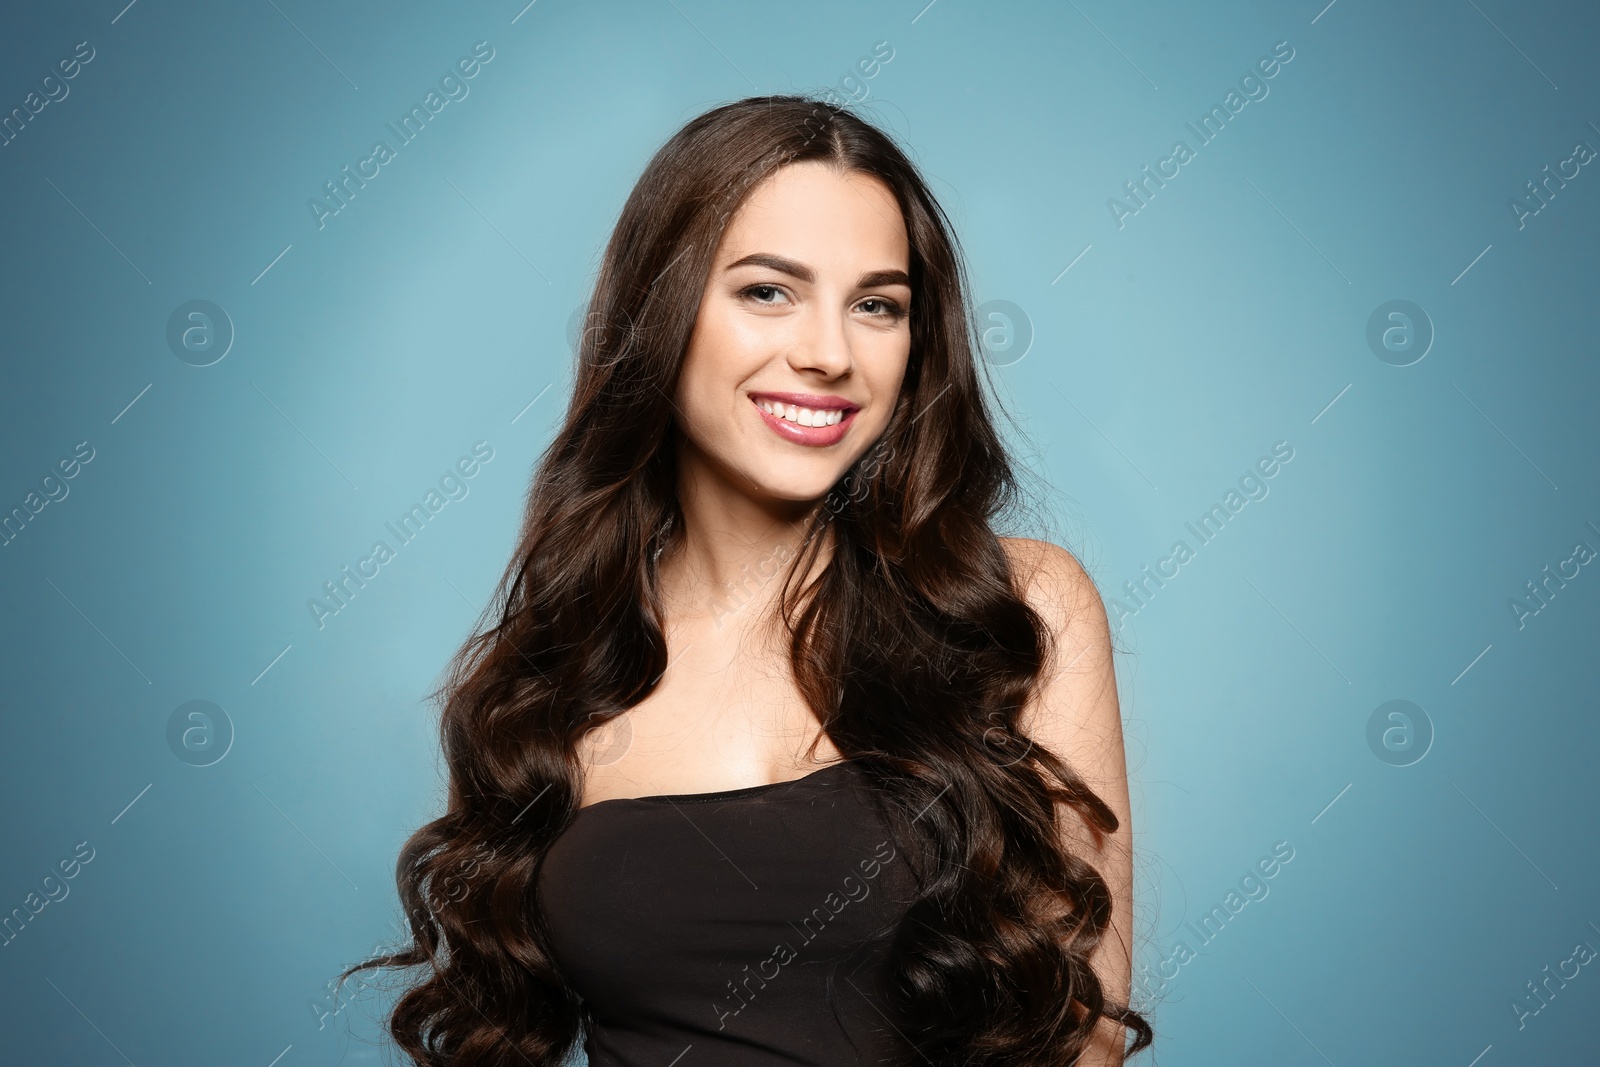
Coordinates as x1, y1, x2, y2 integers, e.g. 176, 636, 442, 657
789, 305, 853, 377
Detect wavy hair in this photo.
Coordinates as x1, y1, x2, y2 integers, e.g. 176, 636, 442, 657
340, 94, 1154, 1065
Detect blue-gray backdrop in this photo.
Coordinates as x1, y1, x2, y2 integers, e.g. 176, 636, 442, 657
2, 1, 1597, 1064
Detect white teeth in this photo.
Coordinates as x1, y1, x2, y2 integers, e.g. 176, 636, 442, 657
756, 399, 845, 427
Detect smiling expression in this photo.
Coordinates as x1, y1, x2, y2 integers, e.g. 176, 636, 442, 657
673, 161, 914, 507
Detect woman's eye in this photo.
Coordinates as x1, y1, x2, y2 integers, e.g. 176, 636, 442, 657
742, 284, 786, 305
858, 297, 906, 319
739, 285, 905, 320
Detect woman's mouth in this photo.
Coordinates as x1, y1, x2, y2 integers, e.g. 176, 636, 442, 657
749, 394, 857, 447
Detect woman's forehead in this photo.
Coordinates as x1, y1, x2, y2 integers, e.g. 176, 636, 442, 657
716, 164, 909, 271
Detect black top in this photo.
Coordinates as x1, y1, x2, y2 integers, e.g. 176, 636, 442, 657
537, 759, 921, 1066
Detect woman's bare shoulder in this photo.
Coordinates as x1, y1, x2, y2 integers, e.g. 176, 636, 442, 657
996, 536, 1100, 612
996, 536, 1122, 762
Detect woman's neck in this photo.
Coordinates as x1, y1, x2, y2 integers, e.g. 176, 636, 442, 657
658, 468, 834, 632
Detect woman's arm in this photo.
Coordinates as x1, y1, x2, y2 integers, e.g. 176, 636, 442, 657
1002, 537, 1137, 1066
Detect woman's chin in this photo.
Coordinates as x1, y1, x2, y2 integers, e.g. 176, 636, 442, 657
743, 468, 849, 509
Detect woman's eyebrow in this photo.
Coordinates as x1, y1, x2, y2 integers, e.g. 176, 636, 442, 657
724, 252, 910, 289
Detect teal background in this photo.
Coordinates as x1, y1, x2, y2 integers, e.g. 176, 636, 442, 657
2, 0, 1598, 1063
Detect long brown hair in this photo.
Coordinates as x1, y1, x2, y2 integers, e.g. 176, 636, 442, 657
341, 94, 1154, 1065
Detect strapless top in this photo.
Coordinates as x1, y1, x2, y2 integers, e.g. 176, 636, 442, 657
536, 760, 921, 1066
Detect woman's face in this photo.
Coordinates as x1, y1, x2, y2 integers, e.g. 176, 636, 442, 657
674, 161, 913, 508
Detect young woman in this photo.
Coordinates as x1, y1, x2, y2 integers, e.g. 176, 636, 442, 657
344, 95, 1154, 1066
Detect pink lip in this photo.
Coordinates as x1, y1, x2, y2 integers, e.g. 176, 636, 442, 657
749, 391, 859, 411
749, 393, 858, 447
